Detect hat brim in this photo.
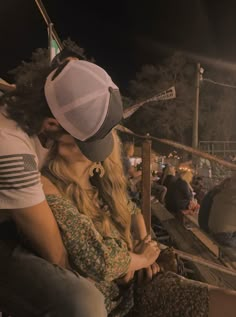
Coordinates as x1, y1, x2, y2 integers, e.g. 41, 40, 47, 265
76, 132, 114, 162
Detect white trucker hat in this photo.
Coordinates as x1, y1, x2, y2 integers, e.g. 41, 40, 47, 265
44, 60, 123, 161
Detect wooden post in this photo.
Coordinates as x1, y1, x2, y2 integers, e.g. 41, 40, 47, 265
192, 63, 201, 149
141, 137, 152, 233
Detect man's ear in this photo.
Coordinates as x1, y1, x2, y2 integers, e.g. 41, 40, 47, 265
41, 118, 60, 132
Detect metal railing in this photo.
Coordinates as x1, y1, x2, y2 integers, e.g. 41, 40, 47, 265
199, 141, 236, 157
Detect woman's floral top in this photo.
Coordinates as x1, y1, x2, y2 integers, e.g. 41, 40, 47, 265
46, 195, 209, 317
46, 194, 141, 315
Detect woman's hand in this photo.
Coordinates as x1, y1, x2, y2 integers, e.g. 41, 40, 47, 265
181, 199, 200, 216
188, 199, 200, 212
116, 262, 160, 286
134, 235, 160, 267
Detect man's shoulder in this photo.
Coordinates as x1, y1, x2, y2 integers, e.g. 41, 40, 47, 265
0, 109, 18, 129
0, 110, 29, 138
0, 110, 46, 209
0, 111, 35, 154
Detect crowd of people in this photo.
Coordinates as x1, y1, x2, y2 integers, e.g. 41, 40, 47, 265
1, 47, 236, 317
123, 147, 236, 250
123, 152, 199, 216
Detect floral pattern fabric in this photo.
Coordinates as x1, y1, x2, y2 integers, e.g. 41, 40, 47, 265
129, 272, 209, 317
46, 194, 132, 313
46, 194, 209, 317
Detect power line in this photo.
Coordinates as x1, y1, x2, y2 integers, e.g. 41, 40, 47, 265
203, 78, 236, 89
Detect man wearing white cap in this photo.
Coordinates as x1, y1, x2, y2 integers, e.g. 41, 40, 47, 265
0, 51, 123, 316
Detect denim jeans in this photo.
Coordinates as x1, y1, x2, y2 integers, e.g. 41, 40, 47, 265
0, 228, 107, 317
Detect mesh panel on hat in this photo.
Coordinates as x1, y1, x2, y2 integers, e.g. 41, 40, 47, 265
45, 60, 121, 141
83, 61, 112, 83
54, 67, 106, 108
64, 93, 108, 140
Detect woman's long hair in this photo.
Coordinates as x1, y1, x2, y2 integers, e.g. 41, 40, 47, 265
44, 131, 132, 249
123, 141, 134, 158
179, 170, 193, 184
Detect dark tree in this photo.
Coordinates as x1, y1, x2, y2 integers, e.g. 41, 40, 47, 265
126, 53, 195, 145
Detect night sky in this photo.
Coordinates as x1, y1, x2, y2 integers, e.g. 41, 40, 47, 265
1, 0, 236, 93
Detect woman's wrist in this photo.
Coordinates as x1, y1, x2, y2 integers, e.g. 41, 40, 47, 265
132, 238, 146, 251
128, 251, 148, 271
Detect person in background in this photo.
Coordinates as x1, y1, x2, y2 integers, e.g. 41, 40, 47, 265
151, 180, 167, 204
198, 178, 231, 233
0, 50, 123, 316
160, 165, 177, 190
160, 165, 177, 207
41, 130, 236, 317
122, 142, 142, 180
208, 175, 236, 247
122, 142, 142, 201
122, 142, 167, 204
192, 176, 206, 205
166, 169, 199, 216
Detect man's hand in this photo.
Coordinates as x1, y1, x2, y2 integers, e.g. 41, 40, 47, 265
116, 270, 135, 285
137, 262, 160, 285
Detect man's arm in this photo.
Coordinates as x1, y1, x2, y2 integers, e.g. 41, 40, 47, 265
0, 132, 69, 267
11, 200, 69, 268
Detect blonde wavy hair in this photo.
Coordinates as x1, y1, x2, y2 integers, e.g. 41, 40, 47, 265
123, 141, 134, 157
179, 170, 193, 184
44, 130, 132, 249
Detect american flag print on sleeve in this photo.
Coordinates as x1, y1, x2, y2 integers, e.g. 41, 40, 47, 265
0, 154, 40, 190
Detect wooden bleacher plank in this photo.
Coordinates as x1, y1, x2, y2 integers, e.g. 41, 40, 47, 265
184, 214, 236, 270
152, 202, 236, 290
186, 227, 220, 258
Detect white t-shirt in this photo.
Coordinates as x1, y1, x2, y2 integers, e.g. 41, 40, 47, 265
0, 110, 49, 222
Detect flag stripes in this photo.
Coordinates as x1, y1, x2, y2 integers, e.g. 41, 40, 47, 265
0, 154, 40, 190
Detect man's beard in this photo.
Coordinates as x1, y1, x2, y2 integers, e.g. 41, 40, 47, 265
38, 126, 68, 149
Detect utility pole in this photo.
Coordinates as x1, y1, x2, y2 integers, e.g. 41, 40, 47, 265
192, 63, 201, 149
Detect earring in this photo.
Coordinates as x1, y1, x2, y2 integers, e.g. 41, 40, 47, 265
89, 162, 105, 178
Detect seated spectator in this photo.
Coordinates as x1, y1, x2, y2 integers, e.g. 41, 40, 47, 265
208, 175, 236, 247
151, 181, 167, 204
41, 130, 236, 317
165, 169, 199, 216
122, 142, 141, 179
122, 141, 142, 201
192, 176, 206, 205
122, 142, 166, 203
160, 165, 177, 190
198, 178, 231, 233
